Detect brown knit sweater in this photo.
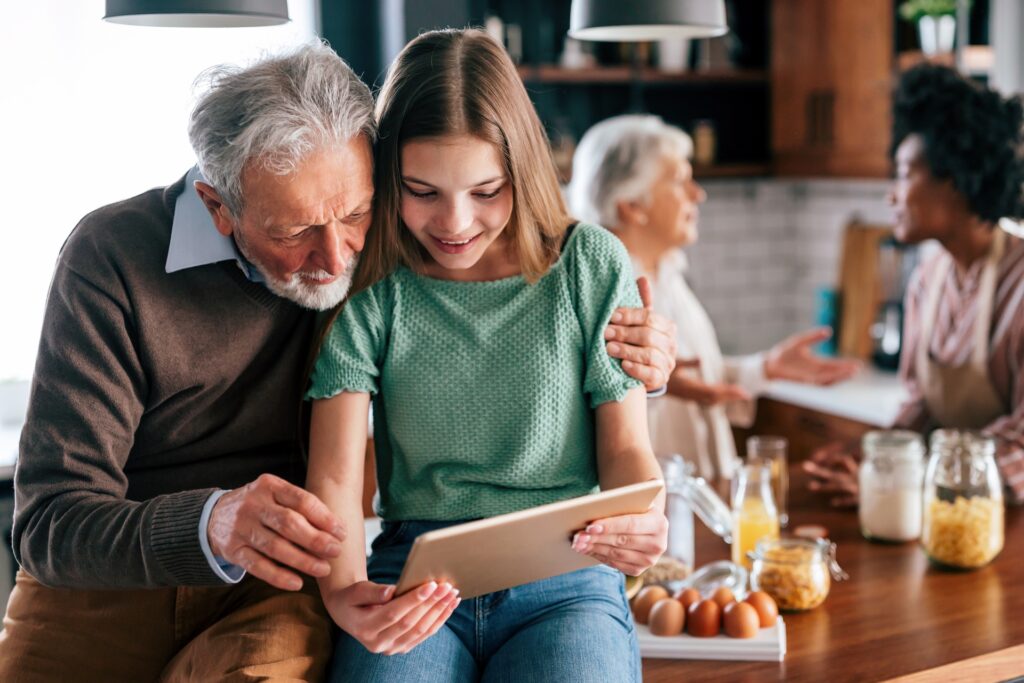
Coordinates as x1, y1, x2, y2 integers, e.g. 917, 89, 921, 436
13, 175, 316, 588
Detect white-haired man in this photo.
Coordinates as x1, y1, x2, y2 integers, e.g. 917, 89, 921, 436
0, 45, 678, 680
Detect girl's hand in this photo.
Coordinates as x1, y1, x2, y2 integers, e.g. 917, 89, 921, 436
571, 507, 668, 576
326, 580, 461, 655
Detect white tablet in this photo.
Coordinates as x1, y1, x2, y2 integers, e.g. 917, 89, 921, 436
394, 480, 664, 599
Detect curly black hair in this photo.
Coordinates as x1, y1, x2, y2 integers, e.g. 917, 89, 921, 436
892, 64, 1024, 222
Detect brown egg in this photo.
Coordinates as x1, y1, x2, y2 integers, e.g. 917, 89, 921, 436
673, 587, 701, 611
744, 591, 779, 628
711, 586, 736, 609
686, 599, 722, 637
631, 585, 669, 625
648, 598, 685, 636
723, 601, 760, 639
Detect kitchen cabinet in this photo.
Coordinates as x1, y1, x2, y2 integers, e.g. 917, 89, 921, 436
771, 0, 894, 177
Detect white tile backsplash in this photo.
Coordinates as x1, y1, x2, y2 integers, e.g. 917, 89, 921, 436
683, 178, 891, 355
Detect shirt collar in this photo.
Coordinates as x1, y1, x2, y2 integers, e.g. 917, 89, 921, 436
630, 249, 688, 281
165, 166, 263, 282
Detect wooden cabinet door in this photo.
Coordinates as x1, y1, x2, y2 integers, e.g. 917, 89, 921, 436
771, 0, 832, 172
828, 0, 893, 177
771, 0, 893, 177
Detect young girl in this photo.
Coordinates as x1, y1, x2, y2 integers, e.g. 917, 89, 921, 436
306, 29, 666, 682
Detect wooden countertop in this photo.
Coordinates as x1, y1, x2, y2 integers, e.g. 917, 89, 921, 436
642, 472, 1024, 682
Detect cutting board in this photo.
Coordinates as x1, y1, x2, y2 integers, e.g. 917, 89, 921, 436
638, 617, 786, 661
837, 222, 892, 359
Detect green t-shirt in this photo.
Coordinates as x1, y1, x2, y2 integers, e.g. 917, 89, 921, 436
307, 222, 642, 520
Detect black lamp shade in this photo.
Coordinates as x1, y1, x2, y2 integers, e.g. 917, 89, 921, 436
104, 0, 290, 27
569, 0, 728, 41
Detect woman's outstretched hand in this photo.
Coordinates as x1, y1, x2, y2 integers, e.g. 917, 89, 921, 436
764, 327, 861, 385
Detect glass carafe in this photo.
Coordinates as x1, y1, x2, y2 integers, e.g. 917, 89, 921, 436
747, 435, 789, 527
658, 454, 733, 582
731, 463, 780, 571
921, 430, 1004, 569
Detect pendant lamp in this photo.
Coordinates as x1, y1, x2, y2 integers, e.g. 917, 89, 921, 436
104, 0, 289, 27
569, 0, 728, 41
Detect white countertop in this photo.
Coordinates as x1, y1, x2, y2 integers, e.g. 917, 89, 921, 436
762, 367, 908, 427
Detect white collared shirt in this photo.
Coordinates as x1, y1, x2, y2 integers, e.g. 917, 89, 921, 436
636, 250, 768, 480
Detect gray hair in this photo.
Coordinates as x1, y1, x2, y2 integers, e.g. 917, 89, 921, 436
188, 41, 376, 214
568, 115, 693, 229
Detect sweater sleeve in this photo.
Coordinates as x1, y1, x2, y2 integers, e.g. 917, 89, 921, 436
566, 224, 645, 408
13, 219, 222, 588
306, 284, 388, 400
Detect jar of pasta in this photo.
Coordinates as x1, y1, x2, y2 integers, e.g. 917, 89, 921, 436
921, 430, 1004, 570
748, 538, 847, 611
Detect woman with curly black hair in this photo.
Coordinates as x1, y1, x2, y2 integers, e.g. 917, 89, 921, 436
805, 63, 1024, 506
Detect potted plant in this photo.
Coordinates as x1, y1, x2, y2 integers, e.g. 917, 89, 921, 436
899, 0, 967, 55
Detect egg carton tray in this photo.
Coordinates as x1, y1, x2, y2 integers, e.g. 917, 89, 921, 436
637, 616, 786, 662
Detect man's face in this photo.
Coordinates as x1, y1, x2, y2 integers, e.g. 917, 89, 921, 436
208, 136, 375, 310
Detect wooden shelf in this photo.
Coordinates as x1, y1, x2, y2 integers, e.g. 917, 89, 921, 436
517, 65, 769, 86
692, 162, 771, 178
897, 47, 994, 74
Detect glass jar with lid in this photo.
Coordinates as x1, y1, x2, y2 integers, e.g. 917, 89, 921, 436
858, 430, 926, 542
921, 430, 1004, 569
748, 538, 847, 611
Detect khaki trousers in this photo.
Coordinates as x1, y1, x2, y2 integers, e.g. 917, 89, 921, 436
0, 570, 332, 682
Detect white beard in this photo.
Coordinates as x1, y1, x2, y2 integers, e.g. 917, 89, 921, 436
259, 259, 356, 311
237, 240, 357, 310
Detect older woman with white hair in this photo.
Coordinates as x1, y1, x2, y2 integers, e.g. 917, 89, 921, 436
569, 115, 860, 479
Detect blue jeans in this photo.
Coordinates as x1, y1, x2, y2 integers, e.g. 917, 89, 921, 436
329, 520, 641, 683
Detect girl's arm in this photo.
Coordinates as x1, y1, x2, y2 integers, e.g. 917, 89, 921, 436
307, 393, 460, 655
573, 387, 668, 576
307, 393, 373, 592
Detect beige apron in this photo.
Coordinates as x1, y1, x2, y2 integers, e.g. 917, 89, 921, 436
915, 229, 1006, 429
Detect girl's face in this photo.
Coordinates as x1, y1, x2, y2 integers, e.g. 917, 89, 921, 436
400, 134, 515, 281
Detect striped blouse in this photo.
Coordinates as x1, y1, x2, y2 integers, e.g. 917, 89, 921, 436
896, 228, 1024, 504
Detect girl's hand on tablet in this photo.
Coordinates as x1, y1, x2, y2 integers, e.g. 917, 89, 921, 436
327, 580, 461, 655
571, 506, 668, 576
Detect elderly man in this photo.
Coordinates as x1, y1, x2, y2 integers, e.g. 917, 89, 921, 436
0, 43, 677, 681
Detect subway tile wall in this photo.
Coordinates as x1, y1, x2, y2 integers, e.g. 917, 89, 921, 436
683, 179, 893, 355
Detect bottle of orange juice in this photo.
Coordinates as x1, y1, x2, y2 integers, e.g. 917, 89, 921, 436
732, 463, 780, 570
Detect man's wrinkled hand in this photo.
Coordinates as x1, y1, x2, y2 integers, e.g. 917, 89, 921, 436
208, 474, 347, 590
605, 276, 678, 392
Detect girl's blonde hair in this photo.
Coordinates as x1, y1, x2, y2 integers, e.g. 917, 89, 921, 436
351, 28, 571, 292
